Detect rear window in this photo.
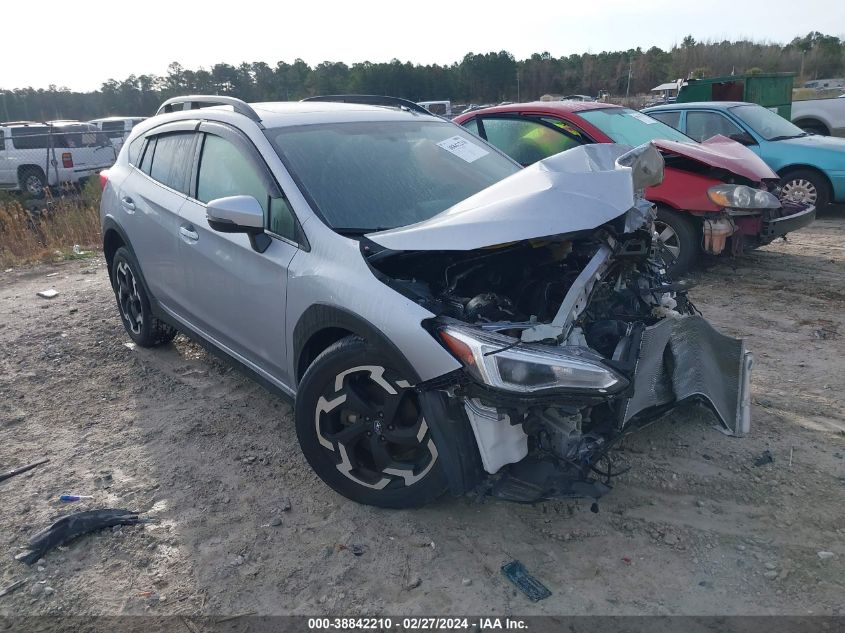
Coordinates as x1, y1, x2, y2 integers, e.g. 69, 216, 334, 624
264, 120, 518, 231
578, 108, 693, 145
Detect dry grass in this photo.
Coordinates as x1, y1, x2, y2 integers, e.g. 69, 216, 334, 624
0, 180, 101, 268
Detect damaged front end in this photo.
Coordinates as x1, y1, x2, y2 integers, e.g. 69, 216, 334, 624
367, 144, 752, 504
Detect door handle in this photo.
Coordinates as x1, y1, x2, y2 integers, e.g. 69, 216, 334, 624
179, 225, 199, 241
120, 196, 135, 211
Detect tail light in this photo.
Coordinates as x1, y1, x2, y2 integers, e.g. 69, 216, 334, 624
61, 152, 73, 168
99, 169, 109, 191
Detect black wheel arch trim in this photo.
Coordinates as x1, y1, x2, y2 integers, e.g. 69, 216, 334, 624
417, 389, 485, 497
101, 217, 158, 306
293, 304, 423, 385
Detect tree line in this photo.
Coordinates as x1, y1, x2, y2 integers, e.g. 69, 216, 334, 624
2, 32, 843, 122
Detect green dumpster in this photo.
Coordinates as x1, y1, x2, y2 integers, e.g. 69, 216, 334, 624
677, 73, 794, 119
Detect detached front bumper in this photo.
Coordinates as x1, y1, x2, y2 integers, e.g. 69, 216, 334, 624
761, 204, 816, 241
622, 316, 753, 437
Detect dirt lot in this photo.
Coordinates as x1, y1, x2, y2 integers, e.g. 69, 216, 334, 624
1, 213, 844, 618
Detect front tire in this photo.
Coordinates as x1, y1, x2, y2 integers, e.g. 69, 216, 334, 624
654, 207, 699, 276
111, 246, 177, 347
780, 169, 830, 209
295, 337, 448, 508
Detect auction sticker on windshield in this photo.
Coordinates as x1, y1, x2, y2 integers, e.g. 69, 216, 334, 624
437, 135, 489, 162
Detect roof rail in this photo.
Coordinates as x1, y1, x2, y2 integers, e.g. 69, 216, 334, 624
155, 95, 262, 124
302, 95, 432, 116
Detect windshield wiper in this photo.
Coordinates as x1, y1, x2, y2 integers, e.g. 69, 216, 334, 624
334, 227, 394, 235
769, 133, 808, 141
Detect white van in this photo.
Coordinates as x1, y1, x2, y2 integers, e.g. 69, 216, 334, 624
0, 122, 117, 196
88, 117, 147, 151
417, 100, 452, 117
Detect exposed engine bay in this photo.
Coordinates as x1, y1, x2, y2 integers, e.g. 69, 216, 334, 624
372, 227, 692, 355
364, 143, 752, 504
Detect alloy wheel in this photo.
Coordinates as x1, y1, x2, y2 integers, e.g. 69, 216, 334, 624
314, 365, 438, 490
780, 178, 818, 206
654, 220, 681, 262
115, 261, 143, 335
24, 175, 44, 197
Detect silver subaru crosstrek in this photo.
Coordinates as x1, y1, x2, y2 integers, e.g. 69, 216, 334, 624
101, 95, 754, 508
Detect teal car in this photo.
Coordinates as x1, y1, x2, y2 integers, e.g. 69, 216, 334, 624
643, 101, 845, 208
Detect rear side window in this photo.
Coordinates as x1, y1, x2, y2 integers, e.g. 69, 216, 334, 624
127, 136, 144, 166
52, 124, 108, 148
10, 127, 51, 150
648, 111, 681, 130
146, 132, 196, 194
461, 118, 480, 136
140, 137, 156, 175
101, 121, 125, 139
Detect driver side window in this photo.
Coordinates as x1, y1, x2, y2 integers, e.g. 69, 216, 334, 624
196, 134, 297, 241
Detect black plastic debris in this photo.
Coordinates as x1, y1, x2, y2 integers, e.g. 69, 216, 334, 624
15, 509, 143, 565
754, 450, 774, 467
0, 459, 49, 483
0, 578, 27, 597
501, 560, 552, 602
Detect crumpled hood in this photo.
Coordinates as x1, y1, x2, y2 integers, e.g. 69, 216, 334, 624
367, 144, 637, 252
652, 136, 778, 181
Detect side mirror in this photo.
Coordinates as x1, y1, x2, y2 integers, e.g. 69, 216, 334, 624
616, 143, 665, 190
206, 195, 271, 253
729, 132, 757, 146
207, 195, 264, 233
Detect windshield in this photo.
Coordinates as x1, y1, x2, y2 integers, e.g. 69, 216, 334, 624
265, 120, 519, 232
730, 104, 806, 141
578, 107, 694, 145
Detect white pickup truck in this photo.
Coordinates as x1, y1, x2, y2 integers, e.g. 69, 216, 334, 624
791, 96, 845, 137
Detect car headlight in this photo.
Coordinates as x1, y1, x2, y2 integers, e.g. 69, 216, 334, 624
438, 325, 626, 394
707, 184, 780, 209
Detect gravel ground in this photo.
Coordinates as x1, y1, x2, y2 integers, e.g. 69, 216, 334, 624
1, 213, 844, 617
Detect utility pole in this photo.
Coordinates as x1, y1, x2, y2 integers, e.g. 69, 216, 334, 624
516, 69, 520, 102
625, 59, 633, 98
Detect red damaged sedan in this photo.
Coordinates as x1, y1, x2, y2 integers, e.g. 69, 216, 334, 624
454, 102, 816, 274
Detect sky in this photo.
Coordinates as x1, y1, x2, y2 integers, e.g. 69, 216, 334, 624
4, 0, 843, 92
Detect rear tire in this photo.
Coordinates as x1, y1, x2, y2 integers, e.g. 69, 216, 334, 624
295, 336, 448, 508
19, 167, 46, 199
654, 208, 699, 276
779, 168, 830, 209
111, 246, 177, 347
